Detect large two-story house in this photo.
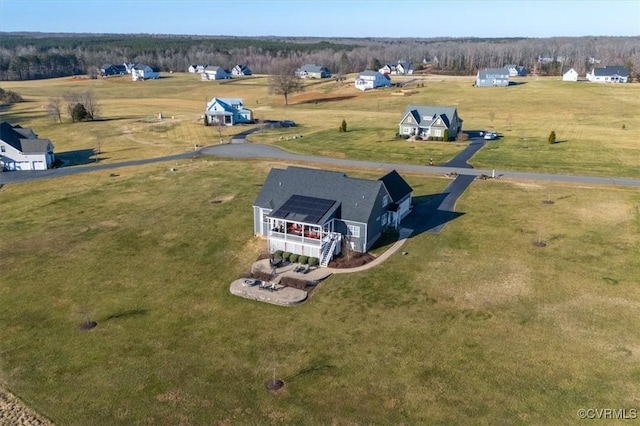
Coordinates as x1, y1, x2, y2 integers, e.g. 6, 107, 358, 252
131, 65, 160, 81
205, 97, 252, 126
354, 70, 391, 91
0, 122, 55, 171
398, 105, 463, 141
295, 64, 331, 79
253, 166, 413, 266
476, 68, 510, 87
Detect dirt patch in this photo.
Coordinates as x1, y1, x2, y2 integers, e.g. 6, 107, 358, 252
328, 252, 375, 269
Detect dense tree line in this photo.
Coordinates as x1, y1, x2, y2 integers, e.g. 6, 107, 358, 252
1, 33, 639, 81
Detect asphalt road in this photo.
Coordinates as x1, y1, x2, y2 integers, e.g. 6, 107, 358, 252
0, 152, 199, 185
200, 143, 640, 187
4, 139, 639, 235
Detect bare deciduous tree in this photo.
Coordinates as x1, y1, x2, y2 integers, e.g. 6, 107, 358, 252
268, 61, 304, 106
47, 97, 62, 123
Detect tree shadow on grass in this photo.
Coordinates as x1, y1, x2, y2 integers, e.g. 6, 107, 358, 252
281, 364, 336, 384
100, 308, 149, 323
296, 95, 357, 105
56, 148, 105, 166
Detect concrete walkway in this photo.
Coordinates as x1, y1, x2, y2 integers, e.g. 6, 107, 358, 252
250, 227, 414, 283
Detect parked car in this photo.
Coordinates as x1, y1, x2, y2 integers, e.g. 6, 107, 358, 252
281, 120, 296, 127
484, 131, 498, 140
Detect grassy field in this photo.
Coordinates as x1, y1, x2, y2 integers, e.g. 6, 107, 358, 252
2, 72, 640, 423
2, 73, 639, 177
1, 156, 639, 424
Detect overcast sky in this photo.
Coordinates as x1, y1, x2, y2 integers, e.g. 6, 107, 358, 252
0, 0, 638, 38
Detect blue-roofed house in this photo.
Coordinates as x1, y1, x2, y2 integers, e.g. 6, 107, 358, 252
586, 66, 629, 83
205, 97, 252, 126
398, 105, 463, 141
100, 63, 127, 77
253, 166, 413, 266
295, 64, 331, 79
476, 68, 510, 87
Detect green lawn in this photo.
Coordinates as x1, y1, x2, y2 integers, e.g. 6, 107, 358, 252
2, 74, 639, 176
1, 159, 639, 424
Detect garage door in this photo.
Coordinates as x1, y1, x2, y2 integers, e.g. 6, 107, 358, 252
32, 161, 45, 170
15, 161, 31, 171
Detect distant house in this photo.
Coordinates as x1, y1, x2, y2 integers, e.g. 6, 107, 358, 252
201, 66, 231, 80
295, 64, 331, 79
205, 97, 252, 126
123, 62, 137, 74
476, 68, 510, 87
355, 70, 391, 91
586, 66, 629, 83
131, 65, 160, 81
379, 61, 414, 75
398, 105, 463, 141
504, 64, 527, 77
396, 61, 414, 75
100, 63, 127, 77
379, 64, 396, 75
188, 64, 208, 73
0, 122, 55, 171
231, 64, 252, 76
562, 68, 579, 82
253, 166, 413, 266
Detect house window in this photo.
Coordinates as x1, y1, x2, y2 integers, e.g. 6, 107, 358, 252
434, 129, 442, 137
381, 213, 388, 226
382, 195, 389, 207
407, 116, 412, 123
347, 225, 360, 238
1, 146, 5, 153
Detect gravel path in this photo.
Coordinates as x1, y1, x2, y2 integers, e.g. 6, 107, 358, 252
0, 389, 52, 426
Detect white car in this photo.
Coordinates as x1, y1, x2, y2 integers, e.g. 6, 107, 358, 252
484, 132, 498, 140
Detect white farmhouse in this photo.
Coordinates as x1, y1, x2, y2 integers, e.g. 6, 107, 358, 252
355, 70, 391, 91
131, 65, 160, 81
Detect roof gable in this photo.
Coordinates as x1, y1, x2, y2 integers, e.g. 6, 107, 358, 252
401, 105, 459, 127
255, 166, 388, 224
379, 170, 413, 203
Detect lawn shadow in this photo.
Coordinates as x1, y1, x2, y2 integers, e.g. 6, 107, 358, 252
92, 115, 148, 122
56, 148, 104, 166
508, 81, 528, 86
296, 95, 356, 105
403, 174, 474, 235
281, 363, 336, 384
100, 308, 149, 323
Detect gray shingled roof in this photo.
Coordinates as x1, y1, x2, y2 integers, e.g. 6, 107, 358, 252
0, 122, 51, 153
593, 66, 629, 77
254, 166, 388, 224
478, 68, 509, 79
402, 105, 459, 128
379, 170, 412, 203
298, 64, 328, 73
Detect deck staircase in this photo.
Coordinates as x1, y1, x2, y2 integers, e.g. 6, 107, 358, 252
320, 233, 339, 267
